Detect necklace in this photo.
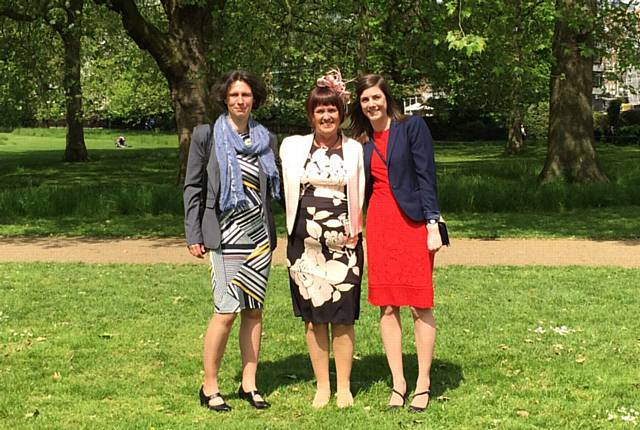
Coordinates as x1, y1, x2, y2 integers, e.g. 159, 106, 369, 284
313, 134, 341, 150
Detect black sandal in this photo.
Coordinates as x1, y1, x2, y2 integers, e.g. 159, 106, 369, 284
238, 386, 271, 409
388, 388, 408, 409
199, 386, 232, 412
408, 389, 431, 413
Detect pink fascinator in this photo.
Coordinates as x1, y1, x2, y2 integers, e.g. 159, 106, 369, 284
316, 68, 353, 102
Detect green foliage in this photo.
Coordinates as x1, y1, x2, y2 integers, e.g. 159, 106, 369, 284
445, 31, 486, 56
617, 125, 640, 139
1, 263, 639, 428
593, 111, 608, 136
81, 30, 172, 127
620, 109, 640, 126
526, 101, 549, 141
0, 19, 62, 127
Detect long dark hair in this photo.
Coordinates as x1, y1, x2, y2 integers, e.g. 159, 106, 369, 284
214, 70, 267, 110
349, 74, 405, 141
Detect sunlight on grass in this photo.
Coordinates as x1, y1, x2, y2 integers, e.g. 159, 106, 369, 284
1, 264, 638, 429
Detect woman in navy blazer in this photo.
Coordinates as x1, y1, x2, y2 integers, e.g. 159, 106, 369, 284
350, 74, 443, 412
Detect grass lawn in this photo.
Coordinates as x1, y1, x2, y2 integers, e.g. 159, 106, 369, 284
1, 129, 640, 240
1, 263, 639, 429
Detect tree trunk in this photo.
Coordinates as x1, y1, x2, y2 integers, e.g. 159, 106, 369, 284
504, 0, 525, 156
59, 1, 88, 162
94, 0, 221, 181
505, 105, 525, 155
170, 76, 215, 182
539, 0, 607, 183
0, 0, 88, 161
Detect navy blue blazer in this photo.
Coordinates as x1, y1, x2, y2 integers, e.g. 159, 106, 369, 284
364, 115, 441, 222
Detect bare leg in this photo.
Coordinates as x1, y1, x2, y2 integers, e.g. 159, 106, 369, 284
332, 323, 355, 408
305, 321, 331, 408
410, 306, 436, 409
202, 312, 237, 406
380, 306, 407, 406
239, 308, 266, 402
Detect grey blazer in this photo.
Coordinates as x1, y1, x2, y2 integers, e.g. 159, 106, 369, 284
183, 123, 278, 251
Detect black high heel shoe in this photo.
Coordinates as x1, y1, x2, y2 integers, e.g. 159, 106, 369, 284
408, 389, 431, 413
199, 386, 231, 412
238, 386, 271, 409
388, 388, 408, 409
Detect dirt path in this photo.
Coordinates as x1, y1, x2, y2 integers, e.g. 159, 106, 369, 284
1, 236, 639, 267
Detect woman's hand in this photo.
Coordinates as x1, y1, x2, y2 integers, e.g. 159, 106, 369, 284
345, 235, 359, 249
426, 224, 442, 254
188, 243, 207, 258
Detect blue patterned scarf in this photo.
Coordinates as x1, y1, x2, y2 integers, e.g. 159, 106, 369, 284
213, 114, 281, 212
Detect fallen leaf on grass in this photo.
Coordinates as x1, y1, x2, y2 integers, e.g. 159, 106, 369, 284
498, 344, 509, 350
516, 410, 529, 417
52, 371, 61, 381
552, 344, 564, 354
171, 296, 183, 304
575, 355, 586, 364
98, 333, 113, 339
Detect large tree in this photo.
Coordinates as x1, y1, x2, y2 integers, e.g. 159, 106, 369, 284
93, 0, 223, 180
538, 0, 607, 182
1, 0, 88, 161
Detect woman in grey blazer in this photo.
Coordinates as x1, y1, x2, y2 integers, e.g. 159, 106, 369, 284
183, 70, 280, 412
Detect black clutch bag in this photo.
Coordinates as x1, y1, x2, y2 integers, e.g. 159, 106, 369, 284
438, 221, 450, 246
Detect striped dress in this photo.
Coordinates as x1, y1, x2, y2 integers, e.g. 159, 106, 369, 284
209, 133, 272, 313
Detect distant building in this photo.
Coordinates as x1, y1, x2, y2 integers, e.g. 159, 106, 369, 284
593, 6, 640, 112
402, 83, 445, 116
593, 60, 640, 112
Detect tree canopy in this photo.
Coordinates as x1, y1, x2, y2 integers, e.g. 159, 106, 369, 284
1, 0, 640, 181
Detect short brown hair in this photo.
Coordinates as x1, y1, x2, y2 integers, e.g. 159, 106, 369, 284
305, 86, 346, 124
214, 70, 267, 110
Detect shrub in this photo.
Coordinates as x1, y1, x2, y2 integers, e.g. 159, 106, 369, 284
525, 102, 549, 141
621, 109, 640, 126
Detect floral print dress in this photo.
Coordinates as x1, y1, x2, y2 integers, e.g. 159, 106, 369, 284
287, 145, 363, 324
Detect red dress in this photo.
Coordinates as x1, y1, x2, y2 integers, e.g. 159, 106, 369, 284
366, 129, 434, 308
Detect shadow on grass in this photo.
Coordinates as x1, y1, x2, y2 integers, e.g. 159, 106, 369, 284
351, 354, 463, 398
0, 148, 178, 187
255, 352, 463, 399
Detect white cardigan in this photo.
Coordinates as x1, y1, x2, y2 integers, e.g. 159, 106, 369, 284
280, 133, 365, 238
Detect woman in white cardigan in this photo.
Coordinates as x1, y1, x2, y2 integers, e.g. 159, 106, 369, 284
280, 72, 364, 408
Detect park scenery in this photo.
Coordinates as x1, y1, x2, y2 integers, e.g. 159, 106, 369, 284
1, 1, 640, 430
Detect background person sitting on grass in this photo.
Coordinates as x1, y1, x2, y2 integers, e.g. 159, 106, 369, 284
115, 136, 127, 148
